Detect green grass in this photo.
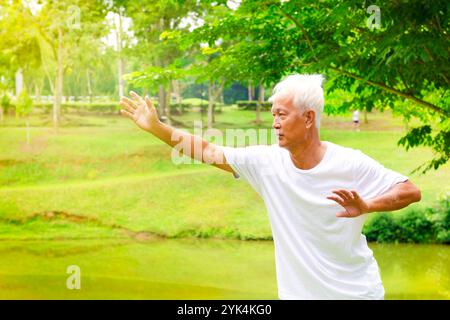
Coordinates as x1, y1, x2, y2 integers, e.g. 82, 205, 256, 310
0, 109, 448, 300
0, 109, 448, 240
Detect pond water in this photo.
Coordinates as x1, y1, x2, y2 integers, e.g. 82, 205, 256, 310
0, 239, 448, 299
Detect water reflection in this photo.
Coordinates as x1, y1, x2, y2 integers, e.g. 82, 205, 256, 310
0, 240, 447, 299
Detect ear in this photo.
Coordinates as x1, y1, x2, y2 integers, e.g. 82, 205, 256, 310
305, 110, 315, 129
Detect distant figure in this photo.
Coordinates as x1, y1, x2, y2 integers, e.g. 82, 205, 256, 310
352, 110, 360, 131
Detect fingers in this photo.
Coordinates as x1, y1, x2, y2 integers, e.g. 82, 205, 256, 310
145, 95, 153, 110
332, 189, 354, 201
120, 109, 134, 120
351, 190, 360, 200
120, 99, 136, 114
121, 96, 137, 109
336, 211, 350, 218
130, 91, 145, 104
326, 195, 345, 207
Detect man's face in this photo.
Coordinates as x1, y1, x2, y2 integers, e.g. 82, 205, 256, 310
271, 95, 311, 149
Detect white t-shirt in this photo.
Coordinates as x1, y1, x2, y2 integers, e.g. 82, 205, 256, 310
222, 141, 408, 300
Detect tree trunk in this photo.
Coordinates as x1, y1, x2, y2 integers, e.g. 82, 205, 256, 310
86, 69, 93, 104
248, 80, 253, 101
208, 80, 214, 129
158, 85, 166, 119
172, 79, 182, 104
259, 84, 265, 102
256, 82, 264, 125
0, 106, 3, 123
53, 27, 64, 128
15, 69, 23, 97
364, 109, 368, 124
165, 82, 172, 126
34, 80, 42, 103
117, 11, 125, 100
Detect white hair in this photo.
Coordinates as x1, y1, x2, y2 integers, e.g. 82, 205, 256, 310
268, 74, 325, 129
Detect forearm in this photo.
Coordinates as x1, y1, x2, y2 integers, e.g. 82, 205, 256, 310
119, 92, 231, 173
366, 182, 421, 213
146, 120, 215, 164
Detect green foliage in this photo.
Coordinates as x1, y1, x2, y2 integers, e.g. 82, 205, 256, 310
364, 214, 398, 243
428, 196, 450, 244
16, 90, 33, 117
187, 0, 450, 172
31, 102, 120, 114
236, 100, 272, 111
1, 94, 12, 114
363, 197, 450, 244
1, 94, 11, 108
396, 210, 435, 243
398, 125, 450, 174
125, 66, 186, 90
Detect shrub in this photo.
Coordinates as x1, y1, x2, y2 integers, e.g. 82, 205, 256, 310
236, 100, 272, 111
1, 94, 12, 115
396, 210, 434, 243
363, 196, 450, 244
33, 102, 120, 114
363, 213, 398, 243
169, 103, 193, 115
429, 197, 450, 244
16, 91, 33, 117
169, 102, 224, 115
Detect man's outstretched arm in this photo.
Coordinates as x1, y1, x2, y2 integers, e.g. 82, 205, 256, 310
119, 91, 235, 174
327, 180, 422, 218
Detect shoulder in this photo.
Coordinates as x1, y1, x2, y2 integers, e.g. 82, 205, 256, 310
324, 141, 372, 169
224, 144, 278, 154
221, 144, 279, 164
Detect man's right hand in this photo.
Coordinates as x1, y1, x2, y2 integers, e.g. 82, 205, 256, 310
119, 91, 159, 132
119, 91, 235, 176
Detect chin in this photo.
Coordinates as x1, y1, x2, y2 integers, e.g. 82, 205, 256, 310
277, 139, 288, 148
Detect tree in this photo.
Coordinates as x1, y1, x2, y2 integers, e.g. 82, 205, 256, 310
16, 0, 108, 127
189, 0, 449, 172
119, 0, 201, 124
16, 90, 33, 145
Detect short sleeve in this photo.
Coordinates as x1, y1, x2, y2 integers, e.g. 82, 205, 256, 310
221, 145, 270, 196
353, 150, 409, 200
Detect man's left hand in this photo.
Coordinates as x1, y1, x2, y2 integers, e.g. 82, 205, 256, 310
327, 189, 370, 218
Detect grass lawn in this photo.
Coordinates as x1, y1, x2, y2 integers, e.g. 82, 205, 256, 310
0, 108, 448, 240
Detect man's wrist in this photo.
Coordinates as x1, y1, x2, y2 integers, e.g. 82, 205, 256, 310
146, 120, 163, 134
365, 199, 376, 214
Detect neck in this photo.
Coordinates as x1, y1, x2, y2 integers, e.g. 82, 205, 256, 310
288, 129, 326, 170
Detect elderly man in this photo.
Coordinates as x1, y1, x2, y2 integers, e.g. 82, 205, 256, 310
119, 74, 421, 300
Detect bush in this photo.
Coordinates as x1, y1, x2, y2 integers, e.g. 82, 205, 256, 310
32, 102, 120, 114
169, 102, 224, 115
364, 213, 398, 243
169, 103, 193, 115
429, 196, 450, 243
1, 94, 12, 115
236, 100, 272, 111
396, 210, 434, 243
16, 91, 33, 117
363, 196, 450, 244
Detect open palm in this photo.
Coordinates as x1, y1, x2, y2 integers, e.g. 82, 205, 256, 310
327, 189, 369, 218
119, 91, 159, 132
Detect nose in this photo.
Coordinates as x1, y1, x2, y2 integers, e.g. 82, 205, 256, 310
272, 117, 281, 129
